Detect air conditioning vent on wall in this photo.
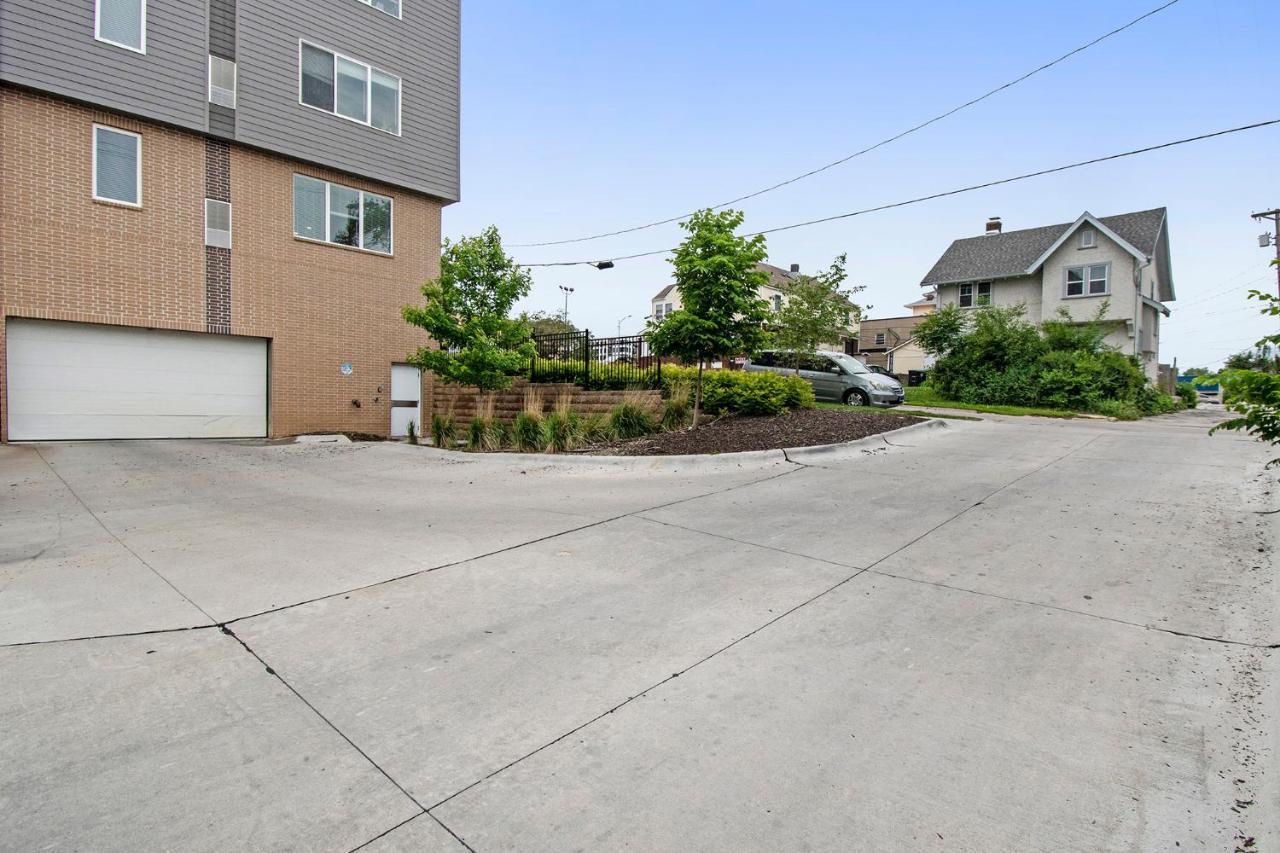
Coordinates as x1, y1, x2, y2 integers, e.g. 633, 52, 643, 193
205, 199, 232, 249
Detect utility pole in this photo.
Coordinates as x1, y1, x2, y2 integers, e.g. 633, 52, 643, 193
1253, 209, 1280, 297
616, 314, 632, 336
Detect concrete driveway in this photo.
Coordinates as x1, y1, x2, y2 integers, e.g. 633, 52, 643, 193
1, 410, 1275, 851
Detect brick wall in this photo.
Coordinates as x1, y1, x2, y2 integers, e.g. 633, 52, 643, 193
431, 379, 664, 426
0, 86, 443, 440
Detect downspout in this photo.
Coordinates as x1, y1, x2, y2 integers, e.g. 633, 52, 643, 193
1134, 258, 1151, 359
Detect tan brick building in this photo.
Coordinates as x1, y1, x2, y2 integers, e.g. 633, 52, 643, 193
0, 0, 459, 441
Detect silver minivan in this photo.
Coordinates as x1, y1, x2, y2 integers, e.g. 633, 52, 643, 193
744, 350, 904, 407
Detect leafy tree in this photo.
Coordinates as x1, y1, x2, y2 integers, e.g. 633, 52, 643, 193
522, 311, 578, 337
403, 226, 536, 391
648, 209, 770, 427
1211, 274, 1280, 465
771, 253, 864, 372
913, 304, 970, 358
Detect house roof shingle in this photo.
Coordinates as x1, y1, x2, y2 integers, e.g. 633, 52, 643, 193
920, 208, 1167, 287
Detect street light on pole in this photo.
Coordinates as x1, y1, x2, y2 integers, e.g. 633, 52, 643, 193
616, 314, 632, 336
558, 285, 575, 324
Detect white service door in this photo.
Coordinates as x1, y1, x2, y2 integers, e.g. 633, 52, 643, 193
390, 364, 421, 438
6, 319, 267, 440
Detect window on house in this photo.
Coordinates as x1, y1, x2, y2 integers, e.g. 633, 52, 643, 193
205, 199, 232, 248
1066, 264, 1109, 297
96, 0, 145, 53
874, 332, 886, 346
360, 0, 401, 18
773, 294, 783, 312
208, 56, 237, 108
1079, 228, 1097, 249
92, 125, 141, 206
299, 42, 400, 134
292, 175, 393, 254
958, 281, 991, 308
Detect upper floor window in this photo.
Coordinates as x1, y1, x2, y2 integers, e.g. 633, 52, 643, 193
359, 0, 402, 18
205, 199, 232, 249
92, 125, 141, 207
958, 281, 991, 308
772, 294, 783, 312
1079, 228, 1097, 249
209, 56, 237, 108
96, 0, 146, 53
293, 175, 393, 254
299, 42, 401, 135
1066, 264, 1109, 297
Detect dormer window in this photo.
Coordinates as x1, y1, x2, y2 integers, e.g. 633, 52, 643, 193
1079, 228, 1097, 249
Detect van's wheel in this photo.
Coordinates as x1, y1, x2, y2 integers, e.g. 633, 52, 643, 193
844, 389, 870, 407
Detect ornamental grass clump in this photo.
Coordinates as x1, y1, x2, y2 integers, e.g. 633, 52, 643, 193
431, 411, 455, 448
512, 387, 544, 451
610, 391, 657, 440
662, 380, 692, 430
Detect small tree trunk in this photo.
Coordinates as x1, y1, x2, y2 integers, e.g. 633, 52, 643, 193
692, 359, 704, 430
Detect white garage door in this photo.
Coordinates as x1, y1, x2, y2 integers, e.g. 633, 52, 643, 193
6, 319, 267, 440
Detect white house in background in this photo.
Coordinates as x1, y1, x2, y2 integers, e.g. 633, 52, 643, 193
649, 262, 858, 352
919, 208, 1175, 380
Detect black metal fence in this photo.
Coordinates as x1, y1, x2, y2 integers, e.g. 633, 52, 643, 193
530, 330, 661, 389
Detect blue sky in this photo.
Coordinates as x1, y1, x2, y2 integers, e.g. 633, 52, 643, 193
444, 0, 1279, 368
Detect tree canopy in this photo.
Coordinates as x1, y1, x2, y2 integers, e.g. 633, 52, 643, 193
647, 209, 771, 425
403, 226, 535, 391
771, 253, 862, 367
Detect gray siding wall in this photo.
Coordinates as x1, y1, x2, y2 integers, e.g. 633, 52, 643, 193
0, 0, 209, 132
235, 0, 460, 202
209, 0, 236, 59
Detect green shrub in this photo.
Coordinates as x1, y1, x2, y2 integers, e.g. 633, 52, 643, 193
405, 419, 418, 445
512, 411, 542, 451
1134, 385, 1179, 416
780, 375, 817, 410
1176, 383, 1198, 409
610, 401, 656, 439
431, 413, 455, 448
1094, 399, 1141, 420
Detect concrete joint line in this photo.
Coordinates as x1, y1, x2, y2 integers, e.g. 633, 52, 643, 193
348, 813, 476, 853
425, 564, 871, 813
4, 465, 806, 649
33, 448, 218, 624
219, 624, 428, 815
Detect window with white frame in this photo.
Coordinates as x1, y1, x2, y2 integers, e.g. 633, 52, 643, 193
359, 0, 401, 18
96, 0, 145, 53
1079, 227, 1097, 249
958, 281, 991, 308
293, 175, 392, 254
299, 42, 400, 134
208, 56, 237, 108
1065, 264, 1109, 297
92, 125, 141, 206
772, 294, 783, 312
205, 199, 232, 248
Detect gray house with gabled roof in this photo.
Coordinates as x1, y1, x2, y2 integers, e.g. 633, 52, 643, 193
920, 209, 1174, 380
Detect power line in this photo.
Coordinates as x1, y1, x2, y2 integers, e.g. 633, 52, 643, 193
509, 0, 1185, 249
519, 118, 1280, 268
1174, 268, 1273, 309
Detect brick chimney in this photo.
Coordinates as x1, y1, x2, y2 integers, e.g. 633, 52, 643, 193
986, 217, 1002, 235
789, 263, 800, 273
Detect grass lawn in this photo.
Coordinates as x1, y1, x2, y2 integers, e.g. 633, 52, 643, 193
899, 386, 1079, 419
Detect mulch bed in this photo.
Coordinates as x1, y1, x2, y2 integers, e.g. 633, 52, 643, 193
593, 409, 925, 456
